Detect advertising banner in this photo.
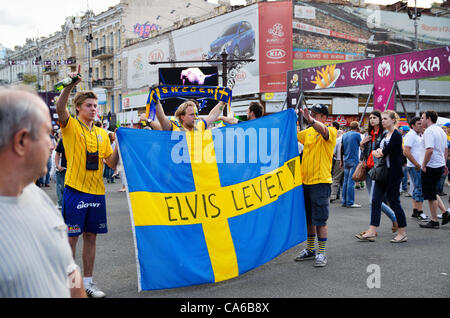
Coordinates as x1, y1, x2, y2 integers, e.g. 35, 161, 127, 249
395, 46, 450, 82
258, 1, 293, 93
127, 38, 171, 90
373, 55, 395, 111
287, 46, 450, 110
172, 5, 259, 96
301, 58, 374, 91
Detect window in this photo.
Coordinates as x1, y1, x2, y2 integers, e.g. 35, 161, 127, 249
117, 31, 121, 49
110, 94, 115, 113
110, 63, 114, 78
119, 94, 122, 112
118, 61, 121, 79
110, 32, 114, 48
103, 65, 107, 78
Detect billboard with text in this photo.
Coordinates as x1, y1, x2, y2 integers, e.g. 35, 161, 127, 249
291, 1, 449, 71
287, 46, 450, 111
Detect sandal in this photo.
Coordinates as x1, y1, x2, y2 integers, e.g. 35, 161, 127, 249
390, 235, 407, 243
355, 233, 376, 242
358, 231, 378, 237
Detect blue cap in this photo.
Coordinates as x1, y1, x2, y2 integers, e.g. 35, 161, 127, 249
399, 125, 410, 131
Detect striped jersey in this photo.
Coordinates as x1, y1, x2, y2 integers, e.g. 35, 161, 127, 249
61, 117, 113, 195
0, 184, 75, 297
298, 126, 337, 185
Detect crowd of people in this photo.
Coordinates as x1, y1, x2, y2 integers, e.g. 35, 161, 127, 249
296, 10, 371, 40
330, 110, 450, 242
293, 33, 366, 55
1, 74, 449, 297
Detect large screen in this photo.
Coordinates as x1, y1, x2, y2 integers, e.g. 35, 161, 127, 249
158, 66, 218, 86
158, 66, 220, 116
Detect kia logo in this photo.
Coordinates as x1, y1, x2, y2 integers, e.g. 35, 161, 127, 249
266, 49, 286, 59
148, 49, 164, 62
235, 71, 246, 81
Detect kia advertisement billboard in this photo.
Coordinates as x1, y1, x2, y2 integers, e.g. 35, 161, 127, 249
127, 38, 171, 89
172, 4, 260, 96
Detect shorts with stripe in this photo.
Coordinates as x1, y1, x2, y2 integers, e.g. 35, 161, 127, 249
62, 186, 108, 237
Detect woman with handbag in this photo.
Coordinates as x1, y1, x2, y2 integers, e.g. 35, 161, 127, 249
359, 110, 398, 234
356, 110, 407, 243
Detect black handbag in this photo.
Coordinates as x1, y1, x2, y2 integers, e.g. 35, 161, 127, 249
368, 157, 389, 183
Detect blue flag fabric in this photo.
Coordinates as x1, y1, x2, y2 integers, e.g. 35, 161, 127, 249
145, 85, 233, 120
116, 109, 307, 291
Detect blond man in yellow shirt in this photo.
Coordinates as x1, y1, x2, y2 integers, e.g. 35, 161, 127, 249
56, 69, 119, 298
154, 98, 226, 132
294, 104, 337, 267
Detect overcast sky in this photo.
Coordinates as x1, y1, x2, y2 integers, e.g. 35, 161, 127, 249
0, 0, 120, 49
0, 0, 443, 49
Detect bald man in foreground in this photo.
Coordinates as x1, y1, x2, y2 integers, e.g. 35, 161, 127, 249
0, 87, 85, 298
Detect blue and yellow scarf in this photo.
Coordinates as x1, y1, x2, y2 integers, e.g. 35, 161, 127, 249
145, 85, 233, 120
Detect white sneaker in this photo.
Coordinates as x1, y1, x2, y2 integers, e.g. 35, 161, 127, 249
418, 213, 429, 221
313, 254, 328, 267
348, 204, 361, 208
85, 282, 106, 298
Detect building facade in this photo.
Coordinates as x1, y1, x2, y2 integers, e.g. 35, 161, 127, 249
0, 0, 219, 121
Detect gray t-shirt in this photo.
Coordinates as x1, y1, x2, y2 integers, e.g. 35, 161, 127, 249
0, 184, 75, 298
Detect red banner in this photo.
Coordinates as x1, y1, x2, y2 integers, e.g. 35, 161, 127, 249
325, 115, 360, 127
259, 1, 293, 92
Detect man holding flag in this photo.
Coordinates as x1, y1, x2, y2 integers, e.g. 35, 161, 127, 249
145, 84, 231, 132
154, 98, 226, 132
295, 104, 337, 267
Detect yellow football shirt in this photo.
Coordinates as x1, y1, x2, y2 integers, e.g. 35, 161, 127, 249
298, 126, 337, 185
171, 119, 207, 132
61, 117, 113, 195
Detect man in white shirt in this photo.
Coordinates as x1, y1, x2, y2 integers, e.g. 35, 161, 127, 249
419, 110, 449, 229
403, 117, 428, 220
330, 128, 344, 202
0, 87, 85, 298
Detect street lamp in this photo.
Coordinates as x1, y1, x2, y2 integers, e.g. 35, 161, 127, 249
408, 0, 421, 116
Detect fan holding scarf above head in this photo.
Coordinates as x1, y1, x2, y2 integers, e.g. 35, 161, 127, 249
145, 85, 233, 132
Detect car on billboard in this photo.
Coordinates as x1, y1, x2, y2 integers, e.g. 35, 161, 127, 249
208, 21, 256, 60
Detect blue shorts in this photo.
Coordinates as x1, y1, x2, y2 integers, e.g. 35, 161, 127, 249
303, 183, 331, 226
62, 186, 108, 237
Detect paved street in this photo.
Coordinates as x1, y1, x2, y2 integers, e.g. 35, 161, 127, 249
42, 179, 450, 298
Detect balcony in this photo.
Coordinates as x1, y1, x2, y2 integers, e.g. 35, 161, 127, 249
42, 65, 59, 75
92, 46, 114, 60
93, 78, 114, 89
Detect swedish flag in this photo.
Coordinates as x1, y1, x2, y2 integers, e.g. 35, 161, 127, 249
116, 109, 306, 291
